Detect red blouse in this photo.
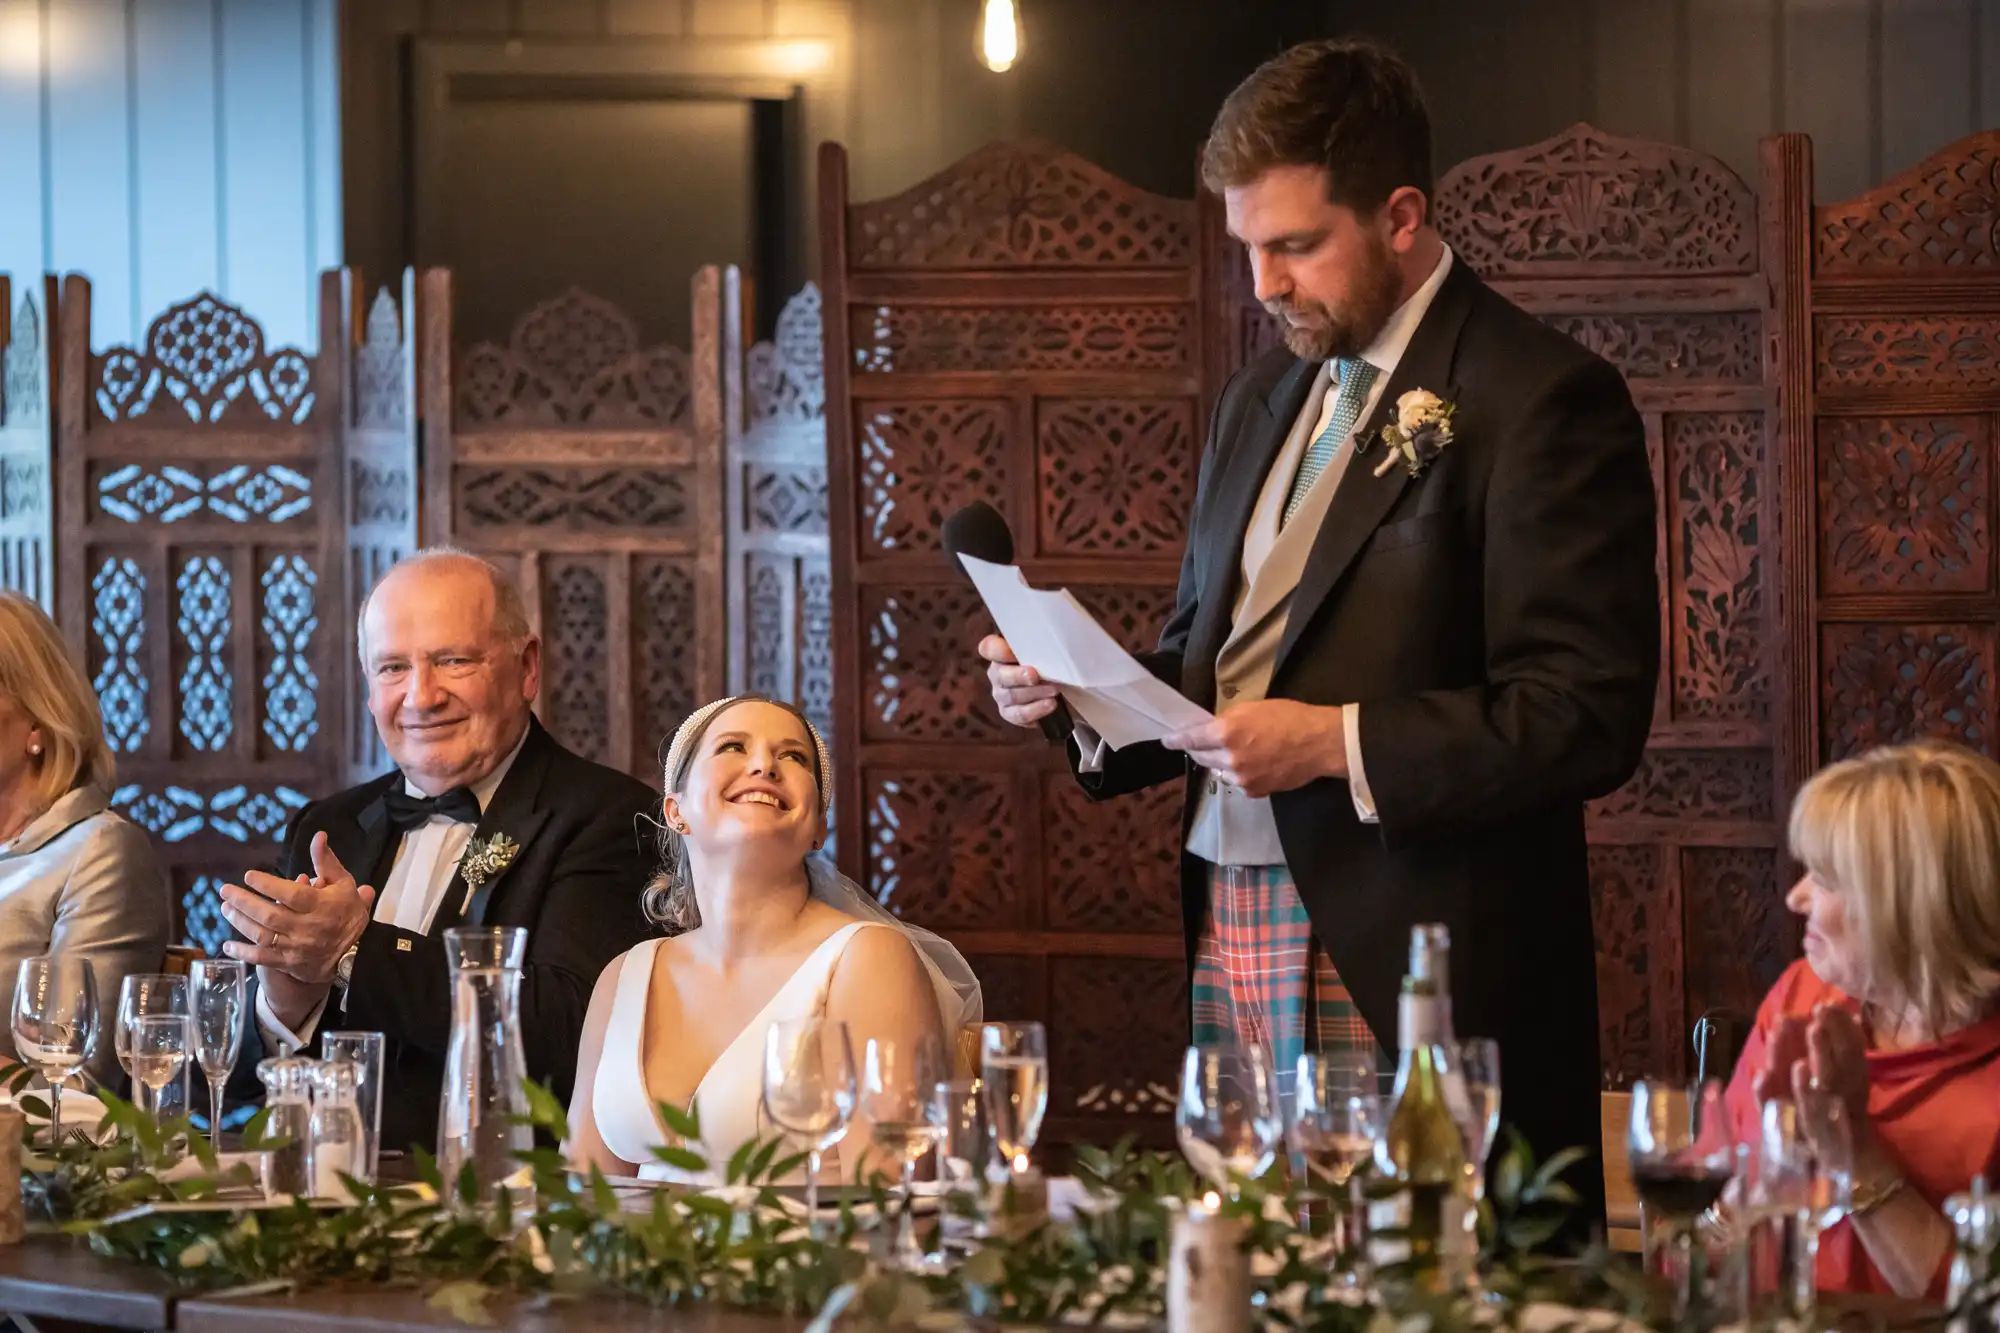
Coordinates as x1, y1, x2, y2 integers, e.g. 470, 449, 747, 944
1725, 960, 2000, 1298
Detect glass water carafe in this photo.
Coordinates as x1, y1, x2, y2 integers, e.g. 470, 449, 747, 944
255, 1056, 314, 1197
437, 926, 533, 1216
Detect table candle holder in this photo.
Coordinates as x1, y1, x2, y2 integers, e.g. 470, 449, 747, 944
1168, 1194, 1251, 1333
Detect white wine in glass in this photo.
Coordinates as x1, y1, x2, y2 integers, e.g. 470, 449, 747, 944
979, 1021, 1048, 1170
128, 1013, 189, 1126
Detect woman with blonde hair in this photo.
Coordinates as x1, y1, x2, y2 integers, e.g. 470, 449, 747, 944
565, 694, 980, 1183
0, 592, 170, 1087
1725, 739, 2000, 1298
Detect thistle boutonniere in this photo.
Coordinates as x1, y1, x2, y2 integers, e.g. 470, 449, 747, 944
457, 831, 521, 913
1372, 388, 1459, 478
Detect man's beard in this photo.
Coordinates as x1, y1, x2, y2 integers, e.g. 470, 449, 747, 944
1265, 235, 1403, 361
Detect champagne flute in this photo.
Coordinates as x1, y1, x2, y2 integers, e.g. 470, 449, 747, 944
1292, 1052, 1382, 1285
1454, 1038, 1501, 1200
760, 1017, 857, 1238
860, 1033, 948, 1273
979, 1021, 1048, 1173
1629, 1079, 1735, 1320
127, 1013, 190, 1128
12, 955, 98, 1147
189, 960, 247, 1148
116, 974, 188, 1120
1177, 1043, 1283, 1198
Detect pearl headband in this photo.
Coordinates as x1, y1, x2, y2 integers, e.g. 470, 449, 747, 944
661, 696, 831, 814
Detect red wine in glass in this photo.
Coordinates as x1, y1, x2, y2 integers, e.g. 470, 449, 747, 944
1632, 1162, 1732, 1219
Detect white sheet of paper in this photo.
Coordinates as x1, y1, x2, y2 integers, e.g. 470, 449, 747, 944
961, 555, 1214, 748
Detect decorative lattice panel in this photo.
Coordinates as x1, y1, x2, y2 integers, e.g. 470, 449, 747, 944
422, 272, 725, 783
823, 141, 1204, 1150
53, 273, 390, 953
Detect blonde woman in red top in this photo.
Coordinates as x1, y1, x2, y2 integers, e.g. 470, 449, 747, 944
1726, 739, 2000, 1299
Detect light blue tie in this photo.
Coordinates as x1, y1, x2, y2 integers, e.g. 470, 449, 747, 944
1283, 357, 1379, 527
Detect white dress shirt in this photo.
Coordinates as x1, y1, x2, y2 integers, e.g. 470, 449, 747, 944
256, 731, 530, 1053
1078, 246, 1457, 853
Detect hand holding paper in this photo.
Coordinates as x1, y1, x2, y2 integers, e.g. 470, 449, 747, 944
960, 556, 1214, 749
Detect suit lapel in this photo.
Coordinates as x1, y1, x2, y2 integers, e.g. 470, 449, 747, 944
351, 791, 398, 891
1190, 358, 1318, 679
450, 720, 558, 927
1274, 261, 1481, 677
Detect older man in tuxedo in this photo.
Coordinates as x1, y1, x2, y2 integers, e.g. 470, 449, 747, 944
982, 39, 1658, 1224
218, 548, 657, 1152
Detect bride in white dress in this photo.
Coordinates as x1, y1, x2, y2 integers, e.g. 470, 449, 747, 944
565, 695, 981, 1184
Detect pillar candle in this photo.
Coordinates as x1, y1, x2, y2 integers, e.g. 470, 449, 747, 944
1168, 1195, 1250, 1333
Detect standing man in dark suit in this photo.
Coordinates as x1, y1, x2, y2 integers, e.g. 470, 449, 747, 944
981, 39, 1657, 1217
217, 549, 658, 1153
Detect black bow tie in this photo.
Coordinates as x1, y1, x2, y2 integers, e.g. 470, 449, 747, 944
382, 786, 481, 833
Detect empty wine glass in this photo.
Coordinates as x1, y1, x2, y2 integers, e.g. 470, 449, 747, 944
12, 955, 98, 1147
1752, 1091, 1853, 1316
127, 1013, 190, 1128
1177, 1043, 1283, 1199
189, 959, 247, 1148
979, 1021, 1048, 1173
1292, 1051, 1383, 1285
1629, 1079, 1736, 1319
760, 1016, 857, 1238
117, 974, 188, 1120
860, 1033, 948, 1272
1455, 1038, 1501, 1201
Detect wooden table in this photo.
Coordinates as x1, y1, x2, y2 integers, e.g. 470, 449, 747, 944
0, 1236, 178, 1330
0, 1232, 1946, 1332
174, 1291, 806, 1333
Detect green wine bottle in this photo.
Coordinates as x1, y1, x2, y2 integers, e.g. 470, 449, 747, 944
1373, 972, 1470, 1293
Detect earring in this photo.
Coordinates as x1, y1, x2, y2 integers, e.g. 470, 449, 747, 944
26, 744, 39, 757
673, 822, 690, 835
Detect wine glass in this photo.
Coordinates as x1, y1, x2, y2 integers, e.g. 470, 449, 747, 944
12, 955, 99, 1147
1291, 1051, 1383, 1285
1177, 1043, 1283, 1199
127, 1013, 190, 1128
859, 1033, 948, 1273
116, 974, 188, 1119
1752, 1092, 1853, 1316
979, 1021, 1048, 1173
189, 960, 247, 1148
760, 1016, 857, 1238
1629, 1079, 1735, 1318
1454, 1038, 1501, 1201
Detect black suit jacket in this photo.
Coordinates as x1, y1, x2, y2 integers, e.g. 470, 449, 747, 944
1077, 259, 1659, 1224
233, 718, 659, 1153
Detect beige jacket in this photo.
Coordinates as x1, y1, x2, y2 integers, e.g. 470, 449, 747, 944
0, 785, 172, 1088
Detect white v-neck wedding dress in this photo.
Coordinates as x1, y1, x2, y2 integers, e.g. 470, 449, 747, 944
589, 922, 879, 1183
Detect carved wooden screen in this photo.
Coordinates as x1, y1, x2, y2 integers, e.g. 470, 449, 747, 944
342, 273, 420, 787
0, 277, 55, 607
1433, 127, 1789, 1087
724, 279, 834, 758
54, 275, 357, 957
820, 140, 1207, 1148
1770, 130, 2000, 803
420, 273, 729, 783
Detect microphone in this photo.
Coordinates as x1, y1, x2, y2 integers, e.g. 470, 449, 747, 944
941, 501, 1074, 747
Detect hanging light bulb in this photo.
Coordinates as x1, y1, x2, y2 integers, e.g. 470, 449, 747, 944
978, 0, 1021, 73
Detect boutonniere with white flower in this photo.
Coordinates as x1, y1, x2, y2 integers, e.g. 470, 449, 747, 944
457, 831, 521, 913
1372, 388, 1459, 478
